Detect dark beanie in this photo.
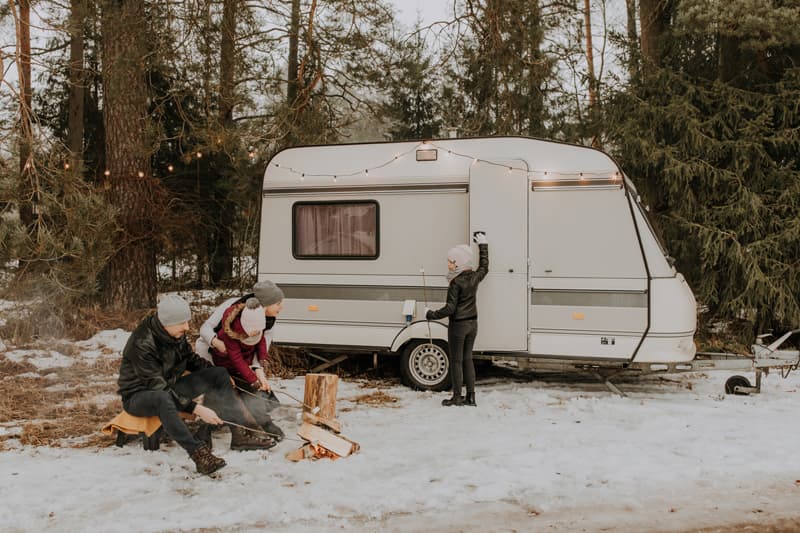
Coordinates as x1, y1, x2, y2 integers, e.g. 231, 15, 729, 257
253, 281, 284, 306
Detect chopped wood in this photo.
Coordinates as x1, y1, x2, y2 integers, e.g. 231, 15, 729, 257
302, 411, 342, 433
285, 444, 316, 462
297, 422, 358, 458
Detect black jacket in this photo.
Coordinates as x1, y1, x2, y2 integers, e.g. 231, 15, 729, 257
117, 314, 211, 412
427, 243, 489, 322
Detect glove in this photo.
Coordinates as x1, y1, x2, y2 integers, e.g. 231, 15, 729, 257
425, 309, 435, 321
473, 231, 488, 245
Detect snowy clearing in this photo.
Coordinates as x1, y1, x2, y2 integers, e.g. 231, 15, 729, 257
1, 329, 800, 532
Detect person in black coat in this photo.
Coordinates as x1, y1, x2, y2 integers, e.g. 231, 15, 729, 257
426, 232, 489, 406
117, 295, 273, 475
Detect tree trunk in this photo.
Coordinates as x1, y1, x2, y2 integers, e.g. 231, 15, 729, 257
209, 0, 237, 284
583, 0, 597, 111
718, 35, 742, 83
101, 0, 158, 310
287, 0, 300, 106
639, 0, 671, 68
68, 0, 86, 166
16, 0, 35, 230
303, 373, 338, 420
625, 0, 639, 77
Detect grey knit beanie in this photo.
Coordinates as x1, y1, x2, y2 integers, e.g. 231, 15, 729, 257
157, 294, 192, 326
253, 281, 284, 306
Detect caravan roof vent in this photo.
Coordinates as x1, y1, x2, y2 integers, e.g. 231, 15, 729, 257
416, 148, 438, 161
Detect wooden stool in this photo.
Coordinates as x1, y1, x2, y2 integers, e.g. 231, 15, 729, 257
102, 411, 195, 451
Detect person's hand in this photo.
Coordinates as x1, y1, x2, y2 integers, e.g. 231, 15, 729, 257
472, 231, 488, 245
255, 367, 271, 392
211, 336, 226, 353
193, 404, 223, 425
425, 309, 434, 321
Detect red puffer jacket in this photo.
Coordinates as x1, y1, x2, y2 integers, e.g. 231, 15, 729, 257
210, 303, 267, 385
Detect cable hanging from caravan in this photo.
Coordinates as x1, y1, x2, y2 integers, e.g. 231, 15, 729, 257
269, 140, 623, 187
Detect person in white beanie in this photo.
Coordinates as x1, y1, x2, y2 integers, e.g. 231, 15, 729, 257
426, 232, 489, 407
210, 296, 285, 442
196, 280, 284, 361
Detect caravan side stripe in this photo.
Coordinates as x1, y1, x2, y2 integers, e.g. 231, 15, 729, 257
263, 183, 468, 195
531, 290, 647, 308
281, 284, 448, 302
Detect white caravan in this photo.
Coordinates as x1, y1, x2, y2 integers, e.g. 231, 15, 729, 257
258, 137, 698, 390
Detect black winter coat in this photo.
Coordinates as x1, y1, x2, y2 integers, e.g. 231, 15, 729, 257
427, 243, 489, 321
117, 314, 211, 412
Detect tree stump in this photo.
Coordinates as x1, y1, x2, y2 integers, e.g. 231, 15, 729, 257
303, 373, 338, 420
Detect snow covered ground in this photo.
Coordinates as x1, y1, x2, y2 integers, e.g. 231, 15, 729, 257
1, 329, 800, 532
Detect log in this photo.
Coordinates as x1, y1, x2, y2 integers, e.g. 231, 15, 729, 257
303, 373, 338, 420
302, 411, 342, 433
297, 422, 358, 458
285, 444, 315, 462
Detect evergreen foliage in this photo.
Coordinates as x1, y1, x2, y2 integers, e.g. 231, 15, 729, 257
608, 0, 800, 332
441, 0, 552, 136
381, 30, 442, 140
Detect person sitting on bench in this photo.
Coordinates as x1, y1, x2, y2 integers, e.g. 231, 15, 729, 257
117, 295, 274, 476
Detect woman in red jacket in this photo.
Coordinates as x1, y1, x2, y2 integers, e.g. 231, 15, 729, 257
210, 297, 285, 441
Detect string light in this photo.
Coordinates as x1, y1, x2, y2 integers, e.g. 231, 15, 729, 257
196, 152, 203, 159
64, 163, 70, 170
266, 140, 622, 187
137, 171, 145, 178
103, 170, 110, 177
167, 164, 174, 172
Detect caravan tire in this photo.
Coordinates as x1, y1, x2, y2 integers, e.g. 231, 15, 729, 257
400, 340, 450, 391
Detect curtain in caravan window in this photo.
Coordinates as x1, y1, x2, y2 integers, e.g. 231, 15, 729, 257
294, 202, 378, 258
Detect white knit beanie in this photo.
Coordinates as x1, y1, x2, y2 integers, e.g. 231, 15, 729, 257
240, 297, 266, 336
447, 244, 473, 270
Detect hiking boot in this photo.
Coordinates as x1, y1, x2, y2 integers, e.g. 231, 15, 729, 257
193, 422, 213, 449
261, 419, 285, 442
189, 444, 226, 475
441, 395, 464, 407
230, 425, 277, 451
465, 392, 476, 407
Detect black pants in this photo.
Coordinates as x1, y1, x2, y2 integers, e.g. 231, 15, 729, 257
448, 319, 478, 395
123, 367, 250, 454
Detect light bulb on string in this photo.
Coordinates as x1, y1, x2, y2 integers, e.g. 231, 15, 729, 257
196, 152, 203, 159
64, 163, 70, 170
137, 171, 145, 178
103, 170, 110, 177
167, 164, 174, 172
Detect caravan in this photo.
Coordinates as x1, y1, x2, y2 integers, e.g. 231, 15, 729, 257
258, 137, 698, 390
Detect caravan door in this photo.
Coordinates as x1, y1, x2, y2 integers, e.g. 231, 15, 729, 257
469, 161, 528, 351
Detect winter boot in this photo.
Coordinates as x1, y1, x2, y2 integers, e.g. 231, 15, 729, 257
465, 392, 476, 407
229, 425, 277, 451
189, 444, 226, 475
261, 419, 285, 442
193, 422, 213, 449
441, 394, 464, 407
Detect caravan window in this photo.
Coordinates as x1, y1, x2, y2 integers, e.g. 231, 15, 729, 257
293, 201, 379, 259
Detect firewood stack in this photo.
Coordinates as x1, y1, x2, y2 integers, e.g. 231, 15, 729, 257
285, 373, 360, 462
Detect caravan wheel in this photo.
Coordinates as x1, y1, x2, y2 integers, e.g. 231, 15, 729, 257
400, 340, 450, 391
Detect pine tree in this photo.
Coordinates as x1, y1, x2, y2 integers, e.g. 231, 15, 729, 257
607, 0, 800, 332
442, 0, 551, 137
381, 29, 442, 140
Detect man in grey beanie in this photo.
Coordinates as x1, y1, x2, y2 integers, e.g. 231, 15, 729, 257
117, 294, 275, 476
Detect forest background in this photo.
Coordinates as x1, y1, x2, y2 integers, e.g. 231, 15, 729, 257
0, 0, 798, 345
